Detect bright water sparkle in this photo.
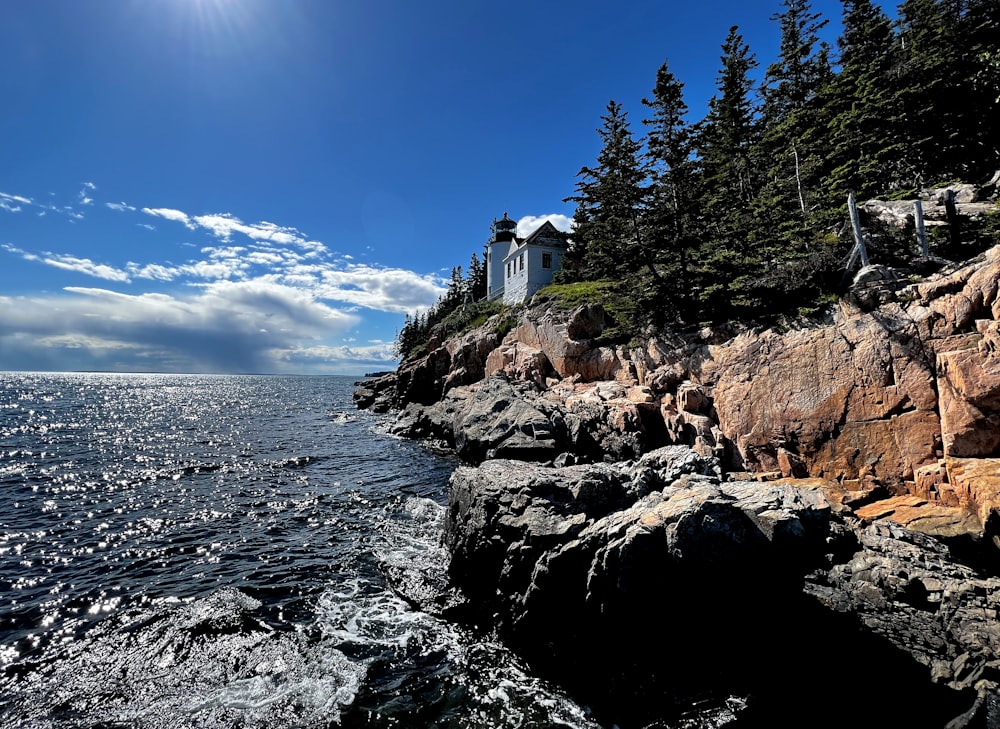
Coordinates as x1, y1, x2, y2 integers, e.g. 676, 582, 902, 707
0, 373, 597, 728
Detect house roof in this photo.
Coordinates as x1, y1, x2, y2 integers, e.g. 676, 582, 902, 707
521, 220, 569, 248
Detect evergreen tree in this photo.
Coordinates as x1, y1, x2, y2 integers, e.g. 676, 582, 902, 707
756, 0, 832, 220
564, 100, 650, 282
753, 0, 837, 308
760, 0, 831, 121
468, 252, 486, 302
642, 60, 698, 321
695, 26, 761, 319
824, 0, 903, 200
961, 0, 1000, 177
893, 0, 966, 186
445, 266, 466, 308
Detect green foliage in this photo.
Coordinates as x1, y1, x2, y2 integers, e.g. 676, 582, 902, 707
555, 0, 1000, 331
394, 259, 497, 359
534, 280, 620, 310
564, 101, 649, 282
402, 0, 1000, 357
535, 279, 642, 344
436, 299, 507, 340
492, 310, 519, 340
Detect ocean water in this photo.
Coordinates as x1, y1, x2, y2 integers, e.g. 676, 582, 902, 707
0, 372, 598, 729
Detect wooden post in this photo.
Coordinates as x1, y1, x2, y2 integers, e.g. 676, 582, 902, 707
944, 188, 960, 248
847, 192, 870, 267
914, 200, 928, 256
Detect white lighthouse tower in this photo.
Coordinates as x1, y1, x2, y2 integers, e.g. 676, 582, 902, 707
486, 212, 517, 301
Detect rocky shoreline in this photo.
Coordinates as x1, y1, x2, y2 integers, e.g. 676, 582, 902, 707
356, 240, 1000, 727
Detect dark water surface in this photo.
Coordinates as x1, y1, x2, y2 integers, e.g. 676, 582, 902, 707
0, 373, 597, 728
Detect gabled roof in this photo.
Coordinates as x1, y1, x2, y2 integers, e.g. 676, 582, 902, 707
521, 220, 569, 248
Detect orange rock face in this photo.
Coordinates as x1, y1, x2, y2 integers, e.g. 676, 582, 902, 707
937, 343, 1000, 458
706, 249, 1000, 497
710, 315, 940, 486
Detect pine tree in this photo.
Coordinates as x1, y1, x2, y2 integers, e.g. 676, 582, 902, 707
756, 0, 832, 220
753, 0, 837, 309
468, 252, 486, 302
445, 266, 466, 308
894, 0, 966, 186
564, 100, 649, 282
642, 60, 698, 322
824, 0, 903, 200
695, 26, 762, 320
960, 0, 1000, 178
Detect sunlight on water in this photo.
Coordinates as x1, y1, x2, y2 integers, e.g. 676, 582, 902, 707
0, 373, 601, 728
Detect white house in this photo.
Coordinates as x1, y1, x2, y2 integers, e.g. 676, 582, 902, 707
485, 213, 569, 305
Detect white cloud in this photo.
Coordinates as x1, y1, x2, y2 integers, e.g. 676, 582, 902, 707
40, 254, 131, 282
78, 182, 96, 205
143, 207, 196, 229
107, 201, 137, 212
245, 250, 287, 266
5, 245, 131, 282
192, 214, 299, 245
0, 192, 32, 205
0, 281, 361, 374
140, 204, 326, 254
316, 265, 446, 314
0, 195, 463, 373
517, 213, 574, 238
180, 259, 246, 280
0, 192, 31, 212
127, 262, 180, 281
191, 213, 327, 253
274, 343, 398, 374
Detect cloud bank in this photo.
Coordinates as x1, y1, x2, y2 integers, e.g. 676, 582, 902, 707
0, 281, 361, 374
1, 193, 450, 374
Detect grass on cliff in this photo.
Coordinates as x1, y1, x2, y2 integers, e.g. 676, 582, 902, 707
399, 299, 522, 360
440, 299, 516, 335
533, 280, 637, 345
534, 280, 620, 310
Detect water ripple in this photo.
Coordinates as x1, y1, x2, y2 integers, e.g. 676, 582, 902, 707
0, 373, 597, 728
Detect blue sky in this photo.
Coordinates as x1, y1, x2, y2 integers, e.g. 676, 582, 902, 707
0, 0, 892, 375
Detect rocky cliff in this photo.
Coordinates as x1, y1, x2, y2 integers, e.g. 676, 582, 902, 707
359, 244, 1000, 543
356, 238, 1000, 727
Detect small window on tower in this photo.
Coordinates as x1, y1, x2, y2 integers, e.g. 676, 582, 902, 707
542, 252, 553, 269
519, 254, 524, 271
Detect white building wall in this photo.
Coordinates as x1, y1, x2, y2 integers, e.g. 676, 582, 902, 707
525, 245, 563, 296
486, 242, 507, 301
502, 244, 564, 305
503, 247, 529, 305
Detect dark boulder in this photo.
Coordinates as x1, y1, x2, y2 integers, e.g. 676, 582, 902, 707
443, 449, 986, 728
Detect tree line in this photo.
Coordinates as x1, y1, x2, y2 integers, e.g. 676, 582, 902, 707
562, 0, 999, 331
398, 0, 999, 357
395, 254, 488, 357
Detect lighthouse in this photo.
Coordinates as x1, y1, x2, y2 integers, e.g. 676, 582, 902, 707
486, 212, 517, 301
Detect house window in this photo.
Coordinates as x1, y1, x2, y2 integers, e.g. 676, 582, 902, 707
519, 253, 525, 272
506, 261, 511, 278
542, 252, 553, 269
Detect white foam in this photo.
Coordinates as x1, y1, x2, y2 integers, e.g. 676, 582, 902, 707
186, 646, 366, 722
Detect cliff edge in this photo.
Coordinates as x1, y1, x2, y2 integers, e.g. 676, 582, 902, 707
356, 241, 1000, 727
